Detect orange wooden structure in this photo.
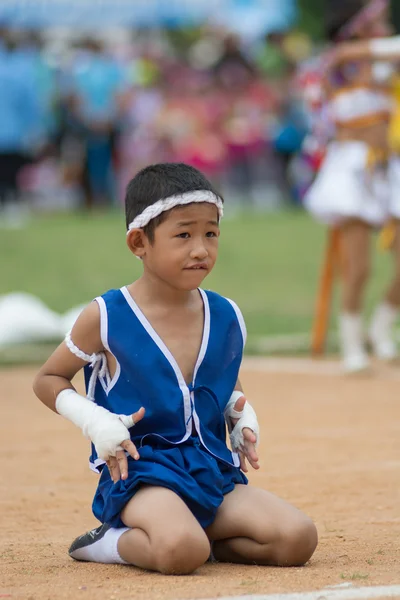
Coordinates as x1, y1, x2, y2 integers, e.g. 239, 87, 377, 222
311, 228, 343, 356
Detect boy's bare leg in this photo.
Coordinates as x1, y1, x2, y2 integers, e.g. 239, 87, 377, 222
205, 485, 318, 566
119, 486, 210, 574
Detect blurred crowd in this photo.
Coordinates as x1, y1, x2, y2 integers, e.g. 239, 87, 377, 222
0, 25, 313, 222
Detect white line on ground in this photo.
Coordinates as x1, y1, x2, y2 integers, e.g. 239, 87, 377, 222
249, 328, 400, 355
242, 356, 343, 376
200, 583, 400, 600
242, 356, 400, 379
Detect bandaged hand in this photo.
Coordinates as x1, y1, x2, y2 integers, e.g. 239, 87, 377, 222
56, 389, 145, 482
224, 392, 260, 473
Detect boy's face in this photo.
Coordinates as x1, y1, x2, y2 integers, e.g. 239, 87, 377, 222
141, 202, 220, 291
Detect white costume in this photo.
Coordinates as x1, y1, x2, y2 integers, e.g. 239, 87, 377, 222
305, 84, 400, 227
303, 34, 400, 372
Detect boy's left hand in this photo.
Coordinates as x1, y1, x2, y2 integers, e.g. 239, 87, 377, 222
231, 395, 260, 473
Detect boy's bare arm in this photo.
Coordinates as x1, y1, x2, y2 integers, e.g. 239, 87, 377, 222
33, 300, 144, 481
33, 301, 103, 412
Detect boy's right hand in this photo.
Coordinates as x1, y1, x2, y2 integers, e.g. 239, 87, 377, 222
56, 388, 146, 478
105, 407, 146, 483
55, 388, 146, 484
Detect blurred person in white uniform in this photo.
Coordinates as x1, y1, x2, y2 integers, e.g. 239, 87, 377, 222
305, 0, 400, 373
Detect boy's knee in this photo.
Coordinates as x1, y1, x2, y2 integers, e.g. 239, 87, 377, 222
155, 529, 210, 575
276, 517, 318, 567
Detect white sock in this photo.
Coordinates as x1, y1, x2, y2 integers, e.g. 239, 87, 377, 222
369, 302, 398, 360
370, 302, 398, 339
70, 526, 130, 564
338, 312, 369, 372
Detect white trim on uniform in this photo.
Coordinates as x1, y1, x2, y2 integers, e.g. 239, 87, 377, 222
191, 405, 240, 467
89, 457, 106, 473
98, 374, 108, 395
120, 286, 211, 440
226, 298, 247, 346
191, 291, 240, 467
193, 288, 210, 381
96, 296, 108, 351
118, 287, 240, 467
95, 296, 121, 394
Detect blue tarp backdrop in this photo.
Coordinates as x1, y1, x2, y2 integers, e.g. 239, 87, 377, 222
0, 0, 296, 35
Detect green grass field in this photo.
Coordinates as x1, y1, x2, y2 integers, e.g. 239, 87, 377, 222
0, 208, 394, 356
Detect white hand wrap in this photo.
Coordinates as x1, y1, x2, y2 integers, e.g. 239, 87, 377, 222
56, 389, 134, 461
224, 390, 260, 451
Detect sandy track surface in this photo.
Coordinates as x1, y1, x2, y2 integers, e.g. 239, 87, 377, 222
1, 361, 399, 600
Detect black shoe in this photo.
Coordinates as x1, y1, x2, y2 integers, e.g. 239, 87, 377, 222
68, 523, 111, 560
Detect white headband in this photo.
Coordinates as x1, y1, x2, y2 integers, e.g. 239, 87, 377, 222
127, 190, 223, 232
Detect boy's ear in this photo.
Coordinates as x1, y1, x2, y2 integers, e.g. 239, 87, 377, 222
127, 228, 147, 258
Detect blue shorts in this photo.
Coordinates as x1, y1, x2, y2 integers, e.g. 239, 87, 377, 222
92, 436, 248, 529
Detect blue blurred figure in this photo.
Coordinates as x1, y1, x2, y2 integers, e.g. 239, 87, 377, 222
272, 65, 308, 206
63, 38, 128, 208
0, 29, 43, 217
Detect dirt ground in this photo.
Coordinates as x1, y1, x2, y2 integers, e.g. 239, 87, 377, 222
1, 360, 399, 600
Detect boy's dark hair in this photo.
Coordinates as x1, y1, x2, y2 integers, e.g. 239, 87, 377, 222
125, 163, 223, 243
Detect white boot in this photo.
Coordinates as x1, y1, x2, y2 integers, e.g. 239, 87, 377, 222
369, 302, 398, 361
338, 313, 370, 373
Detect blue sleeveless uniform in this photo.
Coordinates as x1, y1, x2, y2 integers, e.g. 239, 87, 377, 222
86, 286, 248, 529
